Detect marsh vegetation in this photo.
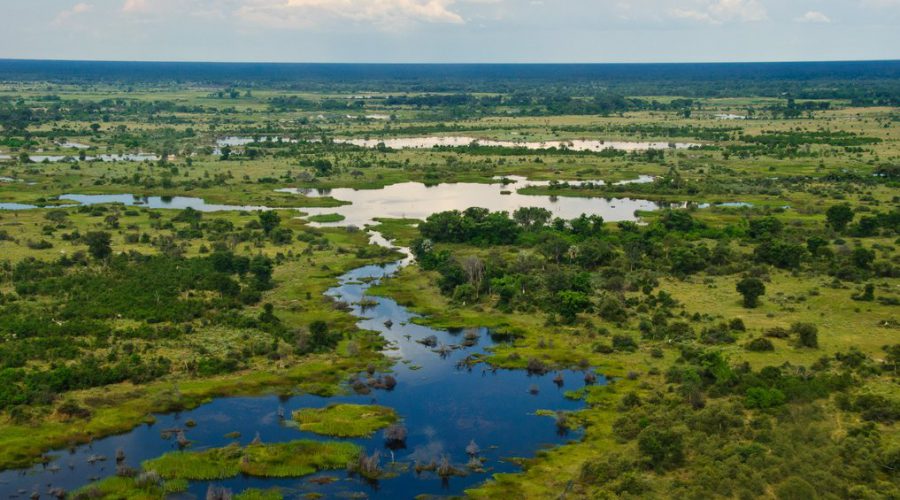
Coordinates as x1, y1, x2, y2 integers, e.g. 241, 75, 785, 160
0, 61, 898, 499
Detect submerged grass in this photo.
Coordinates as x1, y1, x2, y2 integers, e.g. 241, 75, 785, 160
293, 403, 398, 438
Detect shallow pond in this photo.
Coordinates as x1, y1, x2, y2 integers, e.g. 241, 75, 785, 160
0, 153, 159, 163
278, 177, 663, 227
0, 194, 270, 212
217, 135, 697, 153
0, 238, 598, 498
335, 136, 698, 152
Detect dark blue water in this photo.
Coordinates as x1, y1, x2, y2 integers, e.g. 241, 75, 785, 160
0, 239, 597, 499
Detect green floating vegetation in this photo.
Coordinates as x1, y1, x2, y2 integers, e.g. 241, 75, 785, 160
293, 403, 398, 438
143, 445, 242, 480
72, 475, 188, 500
307, 213, 347, 223
235, 488, 284, 500
142, 440, 360, 480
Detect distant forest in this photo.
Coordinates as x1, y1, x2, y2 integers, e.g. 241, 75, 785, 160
1, 59, 899, 104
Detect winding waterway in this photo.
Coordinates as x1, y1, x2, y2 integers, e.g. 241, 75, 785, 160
0, 235, 599, 498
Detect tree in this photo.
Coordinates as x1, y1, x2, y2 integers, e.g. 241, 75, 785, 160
258, 211, 280, 235
249, 254, 274, 289
513, 206, 552, 231
748, 217, 783, 239
308, 320, 337, 351
851, 248, 875, 269
792, 323, 819, 348
84, 231, 112, 260
538, 233, 570, 263
754, 240, 804, 269
460, 256, 485, 297
637, 426, 684, 470
557, 290, 591, 323
736, 277, 765, 308
826, 204, 854, 232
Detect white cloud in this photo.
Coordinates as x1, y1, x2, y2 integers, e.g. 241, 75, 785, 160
52, 2, 94, 26
796, 10, 831, 23
121, 0, 150, 13
671, 0, 767, 25
235, 0, 466, 29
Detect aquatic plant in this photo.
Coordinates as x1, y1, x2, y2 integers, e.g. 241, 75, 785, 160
355, 450, 382, 479
436, 456, 466, 478
143, 445, 242, 480
206, 485, 233, 500
418, 335, 439, 347
293, 404, 397, 438
384, 424, 408, 449
527, 358, 549, 375
466, 440, 481, 457
143, 441, 359, 481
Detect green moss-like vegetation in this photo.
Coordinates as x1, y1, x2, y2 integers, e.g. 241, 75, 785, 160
241, 440, 360, 477
142, 441, 360, 481
72, 475, 188, 500
307, 213, 346, 223
142, 445, 242, 480
293, 403, 398, 437
234, 489, 284, 500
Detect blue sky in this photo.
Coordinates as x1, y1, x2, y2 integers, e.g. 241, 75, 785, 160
1, 0, 898, 62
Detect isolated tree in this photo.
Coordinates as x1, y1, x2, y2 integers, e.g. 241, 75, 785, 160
736, 277, 765, 308
84, 231, 112, 260
792, 323, 819, 348
258, 210, 280, 235
460, 256, 485, 297
826, 204, 854, 232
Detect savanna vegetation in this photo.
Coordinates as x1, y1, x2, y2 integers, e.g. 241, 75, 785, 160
0, 61, 897, 499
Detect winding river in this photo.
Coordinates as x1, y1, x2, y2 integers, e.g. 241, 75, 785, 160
0, 233, 602, 498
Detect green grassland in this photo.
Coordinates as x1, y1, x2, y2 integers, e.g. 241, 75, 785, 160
1, 80, 898, 498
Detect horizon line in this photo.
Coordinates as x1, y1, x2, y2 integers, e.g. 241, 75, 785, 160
1, 57, 899, 66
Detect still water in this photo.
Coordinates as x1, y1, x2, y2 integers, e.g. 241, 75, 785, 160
216, 136, 697, 153
0, 194, 269, 212
0, 237, 598, 498
0, 153, 158, 163
278, 177, 662, 227
335, 136, 698, 152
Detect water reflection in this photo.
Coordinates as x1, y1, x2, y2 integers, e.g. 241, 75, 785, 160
278, 179, 658, 227
0, 236, 595, 499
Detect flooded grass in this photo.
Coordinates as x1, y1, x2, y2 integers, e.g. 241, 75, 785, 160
141, 440, 360, 481
72, 474, 188, 499
292, 404, 398, 438
307, 213, 347, 223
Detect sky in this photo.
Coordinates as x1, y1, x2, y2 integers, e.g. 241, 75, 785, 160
0, 0, 898, 63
